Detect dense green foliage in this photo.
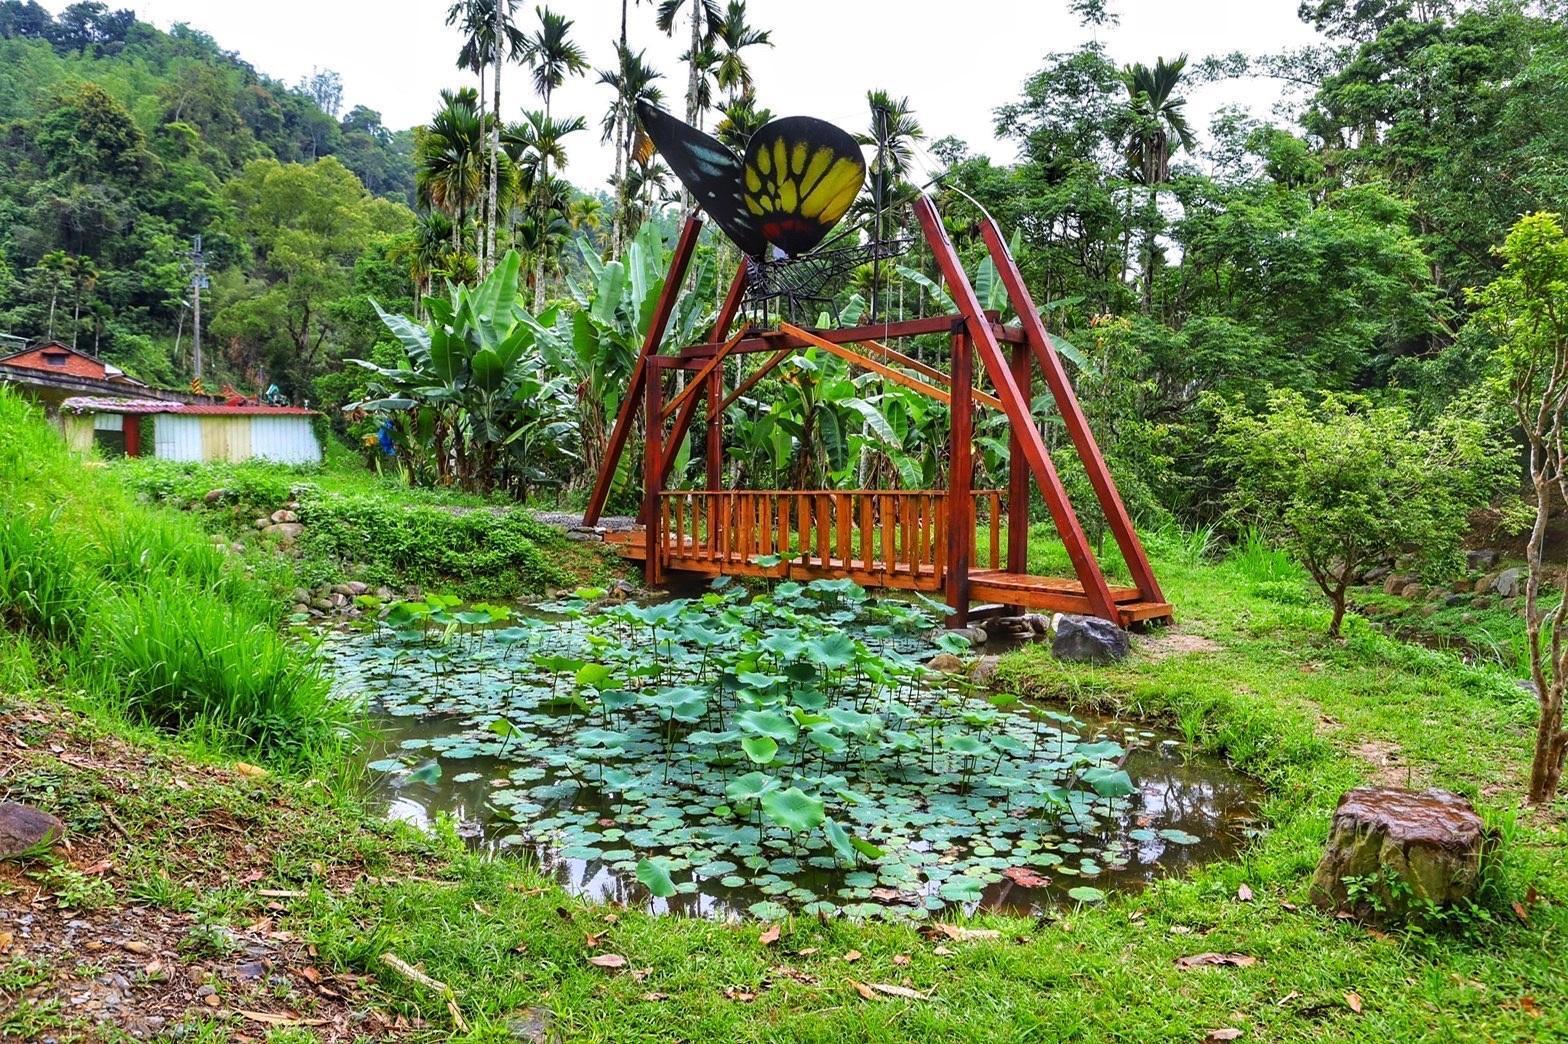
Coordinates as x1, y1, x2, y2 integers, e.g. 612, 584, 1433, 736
0, 386, 351, 761
112, 455, 583, 599
0, 2, 416, 404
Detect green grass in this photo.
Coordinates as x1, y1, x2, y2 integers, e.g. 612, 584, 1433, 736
0, 387, 354, 765
114, 454, 607, 599
4, 511, 1565, 1039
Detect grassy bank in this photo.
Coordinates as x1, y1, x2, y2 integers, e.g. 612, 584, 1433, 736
0, 389, 352, 763
113, 454, 613, 601
4, 431, 1566, 1039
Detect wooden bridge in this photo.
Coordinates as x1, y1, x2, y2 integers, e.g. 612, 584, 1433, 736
606, 489, 1171, 626
587, 193, 1173, 630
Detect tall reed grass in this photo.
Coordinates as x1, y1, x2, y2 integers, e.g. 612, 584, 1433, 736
0, 387, 355, 765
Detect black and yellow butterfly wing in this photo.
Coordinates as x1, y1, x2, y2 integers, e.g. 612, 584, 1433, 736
741, 117, 867, 257
636, 101, 768, 257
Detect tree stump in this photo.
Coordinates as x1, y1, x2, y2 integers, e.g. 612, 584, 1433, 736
1310, 787, 1487, 923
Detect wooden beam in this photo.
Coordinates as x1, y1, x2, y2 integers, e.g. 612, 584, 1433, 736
661, 323, 752, 422
914, 193, 1119, 623
674, 312, 1022, 360
780, 323, 968, 409
1007, 338, 1031, 590
584, 211, 704, 525
643, 362, 665, 584
978, 215, 1165, 605
856, 338, 955, 387
718, 346, 794, 412
946, 327, 973, 627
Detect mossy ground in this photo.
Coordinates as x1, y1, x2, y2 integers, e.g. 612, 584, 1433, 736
4, 534, 1566, 1042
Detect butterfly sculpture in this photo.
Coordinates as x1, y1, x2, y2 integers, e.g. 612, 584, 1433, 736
636, 101, 867, 260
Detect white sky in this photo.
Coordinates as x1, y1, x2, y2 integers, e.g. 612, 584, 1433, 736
46, 0, 1324, 191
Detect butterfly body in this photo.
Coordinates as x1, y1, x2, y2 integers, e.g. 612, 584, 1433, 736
637, 102, 866, 260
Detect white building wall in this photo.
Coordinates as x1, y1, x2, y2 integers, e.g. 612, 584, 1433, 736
153, 415, 203, 461
249, 416, 321, 464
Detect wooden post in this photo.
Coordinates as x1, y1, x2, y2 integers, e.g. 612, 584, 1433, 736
123, 414, 142, 458
1007, 338, 1031, 607
979, 214, 1164, 605
705, 365, 723, 491
585, 212, 703, 525
643, 359, 665, 586
914, 194, 1119, 622
947, 328, 973, 627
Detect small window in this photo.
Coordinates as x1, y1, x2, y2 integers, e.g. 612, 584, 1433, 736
43, 352, 68, 367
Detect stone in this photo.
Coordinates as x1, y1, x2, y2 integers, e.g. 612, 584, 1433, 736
1492, 568, 1522, 599
1443, 593, 1468, 607
0, 802, 66, 858
1051, 615, 1130, 664
203, 489, 226, 505
1473, 596, 1494, 610
270, 509, 299, 524
955, 625, 988, 646
1023, 614, 1051, 637
261, 522, 304, 544
1474, 572, 1497, 596
1398, 583, 1426, 601
344, 580, 369, 596
254, 518, 270, 530
1363, 562, 1392, 583
926, 653, 967, 674
1383, 574, 1416, 596
1450, 577, 1473, 593
375, 586, 396, 600
1309, 787, 1487, 924
291, 588, 311, 605
566, 526, 607, 542
1466, 548, 1500, 571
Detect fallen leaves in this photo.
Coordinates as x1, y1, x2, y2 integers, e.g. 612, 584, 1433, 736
1002, 866, 1052, 889
1236, 884, 1253, 902
892, 954, 910, 966
586, 954, 627, 970
841, 949, 862, 963
121, 940, 152, 955
1345, 990, 1363, 1014
723, 986, 757, 1002
924, 923, 1000, 943
849, 979, 929, 1000
758, 924, 780, 946
235, 1010, 327, 1027
1511, 900, 1531, 924
1174, 953, 1258, 971
1204, 1030, 1244, 1042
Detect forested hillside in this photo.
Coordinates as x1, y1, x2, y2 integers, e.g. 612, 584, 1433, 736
0, 0, 416, 400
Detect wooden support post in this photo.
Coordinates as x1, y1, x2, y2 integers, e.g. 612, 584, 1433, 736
585, 212, 703, 525
947, 328, 973, 627
979, 214, 1164, 605
1007, 338, 1031, 609
643, 360, 665, 586
705, 365, 723, 491
914, 194, 1119, 622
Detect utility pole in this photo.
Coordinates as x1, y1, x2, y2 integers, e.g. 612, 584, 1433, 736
188, 235, 208, 380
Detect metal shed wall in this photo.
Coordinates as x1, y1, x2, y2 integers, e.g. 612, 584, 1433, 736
249, 416, 321, 464
152, 415, 203, 461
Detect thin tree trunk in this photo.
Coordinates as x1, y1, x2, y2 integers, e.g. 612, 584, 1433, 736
488, 0, 503, 275
686, 2, 701, 126
478, 63, 489, 272
534, 88, 551, 312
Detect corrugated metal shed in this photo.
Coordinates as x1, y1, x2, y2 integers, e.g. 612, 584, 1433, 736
61, 397, 321, 464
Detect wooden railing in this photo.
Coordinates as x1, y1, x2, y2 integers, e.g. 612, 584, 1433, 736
651, 490, 1008, 589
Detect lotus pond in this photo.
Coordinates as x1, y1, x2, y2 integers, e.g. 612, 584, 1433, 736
324, 578, 1262, 920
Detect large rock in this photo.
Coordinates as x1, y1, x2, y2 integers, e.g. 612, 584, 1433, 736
1310, 787, 1487, 924
1383, 574, 1417, 596
1051, 615, 1130, 664
1492, 568, 1522, 599
270, 509, 299, 524
1466, 548, 1500, 571
0, 801, 65, 858
261, 522, 305, 544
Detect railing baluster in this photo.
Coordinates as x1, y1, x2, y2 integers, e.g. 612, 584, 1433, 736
990, 492, 1001, 570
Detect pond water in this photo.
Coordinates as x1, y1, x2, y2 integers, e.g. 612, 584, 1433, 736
324, 581, 1263, 920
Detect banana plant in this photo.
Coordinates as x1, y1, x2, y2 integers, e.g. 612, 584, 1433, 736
350, 250, 580, 497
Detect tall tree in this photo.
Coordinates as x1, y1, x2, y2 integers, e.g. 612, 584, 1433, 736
415, 89, 487, 256
707, 0, 771, 106
655, 0, 720, 127
596, 45, 663, 257
1118, 54, 1195, 312
521, 6, 587, 308
503, 109, 585, 306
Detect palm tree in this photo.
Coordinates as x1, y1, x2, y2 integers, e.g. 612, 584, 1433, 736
504, 108, 586, 307
524, 6, 587, 119
446, 1, 529, 273
855, 91, 923, 317
708, 1, 770, 106
714, 93, 772, 153
596, 45, 663, 257
568, 196, 605, 234
416, 89, 487, 259
1118, 54, 1195, 312
655, 0, 721, 127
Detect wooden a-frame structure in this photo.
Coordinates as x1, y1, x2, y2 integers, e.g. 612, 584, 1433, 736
584, 194, 1171, 628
